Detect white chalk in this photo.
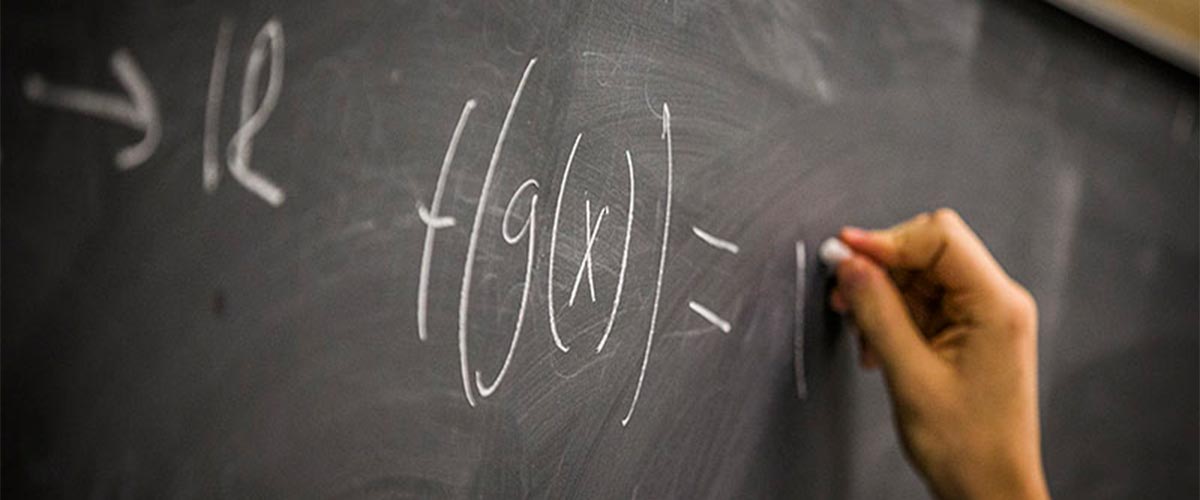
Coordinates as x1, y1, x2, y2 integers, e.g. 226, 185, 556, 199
819, 238, 853, 267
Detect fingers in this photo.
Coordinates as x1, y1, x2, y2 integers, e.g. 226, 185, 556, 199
833, 288, 881, 369
837, 254, 943, 385
840, 208, 1009, 294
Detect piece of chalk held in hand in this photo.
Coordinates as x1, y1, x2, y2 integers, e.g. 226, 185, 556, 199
819, 237, 853, 268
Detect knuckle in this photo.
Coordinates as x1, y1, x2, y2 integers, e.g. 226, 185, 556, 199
1001, 283, 1039, 338
897, 209, 961, 267
1017, 285, 1038, 315
931, 207, 965, 229
1012, 285, 1038, 319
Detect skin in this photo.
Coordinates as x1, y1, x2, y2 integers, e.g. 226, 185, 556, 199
828, 209, 1050, 500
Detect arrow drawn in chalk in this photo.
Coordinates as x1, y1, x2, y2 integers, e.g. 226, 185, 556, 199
23, 48, 161, 170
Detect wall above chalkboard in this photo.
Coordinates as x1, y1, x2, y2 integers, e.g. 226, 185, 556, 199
1046, 0, 1199, 72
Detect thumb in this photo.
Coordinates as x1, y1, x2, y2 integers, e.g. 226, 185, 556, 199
837, 254, 943, 387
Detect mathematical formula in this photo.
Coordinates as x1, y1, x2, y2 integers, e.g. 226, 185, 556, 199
22, 17, 748, 426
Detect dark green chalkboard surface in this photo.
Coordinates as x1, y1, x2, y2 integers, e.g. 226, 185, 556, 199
4, 0, 1197, 497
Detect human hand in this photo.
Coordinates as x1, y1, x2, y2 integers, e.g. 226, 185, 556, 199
829, 209, 1049, 500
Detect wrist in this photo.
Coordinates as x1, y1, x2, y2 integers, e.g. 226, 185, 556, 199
949, 450, 1049, 500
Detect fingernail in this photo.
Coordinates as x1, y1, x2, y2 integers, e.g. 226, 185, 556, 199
841, 226, 869, 242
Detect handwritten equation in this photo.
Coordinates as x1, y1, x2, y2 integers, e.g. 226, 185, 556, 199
24, 18, 286, 205
22, 18, 748, 426
417, 58, 744, 425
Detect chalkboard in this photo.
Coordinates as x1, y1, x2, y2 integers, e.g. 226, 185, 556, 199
3, 0, 1197, 498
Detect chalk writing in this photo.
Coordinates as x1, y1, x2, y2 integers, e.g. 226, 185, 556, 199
203, 18, 235, 191
596, 150, 636, 353
687, 301, 732, 333
686, 226, 740, 334
475, 179, 540, 397
546, 133, 584, 353
417, 99, 476, 341
568, 198, 609, 307
24, 32, 763, 426
24, 49, 160, 170
458, 57, 537, 407
691, 226, 740, 254
622, 102, 674, 427
226, 18, 287, 207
